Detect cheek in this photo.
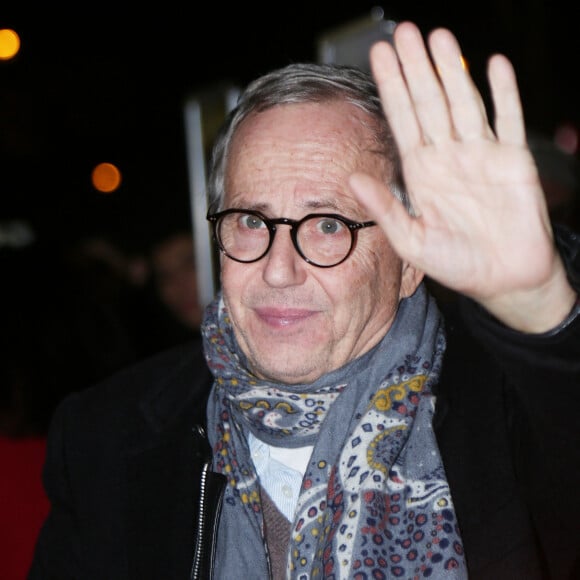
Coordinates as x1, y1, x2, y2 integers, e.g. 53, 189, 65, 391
341, 243, 403, 305
220, 241, 402, 318
221, 260, 252, 306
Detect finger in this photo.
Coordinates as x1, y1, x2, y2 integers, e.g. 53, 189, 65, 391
487, 54, 526, 146
369, 40, 422, 155
428, 28, 494, 141
391, 22, 454, 145
348, 172, 422, 262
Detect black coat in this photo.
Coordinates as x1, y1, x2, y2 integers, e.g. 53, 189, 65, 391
29, 233, 580, 580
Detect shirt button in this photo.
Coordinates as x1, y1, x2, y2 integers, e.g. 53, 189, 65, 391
282, 485, 292, 498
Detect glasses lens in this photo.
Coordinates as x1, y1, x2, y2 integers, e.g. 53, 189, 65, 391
297, 216, 353, 266
217, 211, 270, 262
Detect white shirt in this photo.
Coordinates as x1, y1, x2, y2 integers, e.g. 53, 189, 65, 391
248, 431, 313, 522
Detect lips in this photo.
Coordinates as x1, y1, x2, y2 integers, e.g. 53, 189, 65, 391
254, 307, 318, 328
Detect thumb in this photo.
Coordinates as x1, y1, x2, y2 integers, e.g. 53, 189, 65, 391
349, 172, 414, 253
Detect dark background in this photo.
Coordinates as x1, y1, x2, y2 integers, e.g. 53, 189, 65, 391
1, 2, 579, 252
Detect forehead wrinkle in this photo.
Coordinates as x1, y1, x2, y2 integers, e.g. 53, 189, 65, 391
227, 140, 381, 209
225, 103, 387, 218
229, 104, 379, 178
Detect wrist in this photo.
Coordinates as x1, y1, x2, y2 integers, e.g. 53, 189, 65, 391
479, 257, 577, 333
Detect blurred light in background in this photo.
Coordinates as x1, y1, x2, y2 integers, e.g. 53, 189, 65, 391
0, 28, 20, 60
554, 122, 579, 156
91, 162, 122, 194
0, 219, 36, 248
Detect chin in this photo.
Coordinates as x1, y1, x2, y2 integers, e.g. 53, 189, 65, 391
251, 351, 324, 384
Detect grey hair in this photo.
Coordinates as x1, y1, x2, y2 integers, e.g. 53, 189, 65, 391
206, 62, 410, 214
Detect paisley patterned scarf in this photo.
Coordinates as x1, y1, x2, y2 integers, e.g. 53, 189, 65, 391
203, 284, 467, 579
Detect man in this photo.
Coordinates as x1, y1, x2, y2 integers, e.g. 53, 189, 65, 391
29, 21, 579, 579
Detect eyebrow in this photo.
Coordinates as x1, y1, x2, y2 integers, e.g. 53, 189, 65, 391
227, 196, 357, 216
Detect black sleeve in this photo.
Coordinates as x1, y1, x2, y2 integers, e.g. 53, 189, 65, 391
459, 222, 580, 374
452, 223, 580, 578
416, 223, 580, 578
28, 394, 83, 580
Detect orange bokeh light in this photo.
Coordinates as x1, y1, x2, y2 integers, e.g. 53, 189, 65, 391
91, 162, 122, 194
0, 29, 21, 61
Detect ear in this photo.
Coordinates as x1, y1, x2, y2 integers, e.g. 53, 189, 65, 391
399, 262, 424, 299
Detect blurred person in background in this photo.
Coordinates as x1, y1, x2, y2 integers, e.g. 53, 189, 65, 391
149, 229, 202, 334
138, 194, 205, 352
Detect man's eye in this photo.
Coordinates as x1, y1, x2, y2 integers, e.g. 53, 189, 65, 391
317, 218, 343, 235
240, 214, 265, 229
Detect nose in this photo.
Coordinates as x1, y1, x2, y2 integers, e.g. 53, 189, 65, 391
261, 225, 307, 288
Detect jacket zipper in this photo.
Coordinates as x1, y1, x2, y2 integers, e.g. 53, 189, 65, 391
191, 423, 215, 580
191, 461, 211, 579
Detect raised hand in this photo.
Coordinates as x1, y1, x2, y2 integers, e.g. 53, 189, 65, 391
350, 21, 576, 332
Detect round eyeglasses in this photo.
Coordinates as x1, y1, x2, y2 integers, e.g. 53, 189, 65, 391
207, 209, 377, 268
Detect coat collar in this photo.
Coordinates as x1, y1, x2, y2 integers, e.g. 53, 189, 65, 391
137, 338, 212, 435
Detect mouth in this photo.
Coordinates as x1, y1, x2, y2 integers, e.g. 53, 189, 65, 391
253, 306, 318, 328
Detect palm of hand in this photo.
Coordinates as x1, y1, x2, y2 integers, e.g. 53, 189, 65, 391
400, 136, 553, 301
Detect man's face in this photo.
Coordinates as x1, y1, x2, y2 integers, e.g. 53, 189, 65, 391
221, 101, 421, 384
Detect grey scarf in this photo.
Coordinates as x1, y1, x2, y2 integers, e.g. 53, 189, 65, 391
203, 284, 467, 579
